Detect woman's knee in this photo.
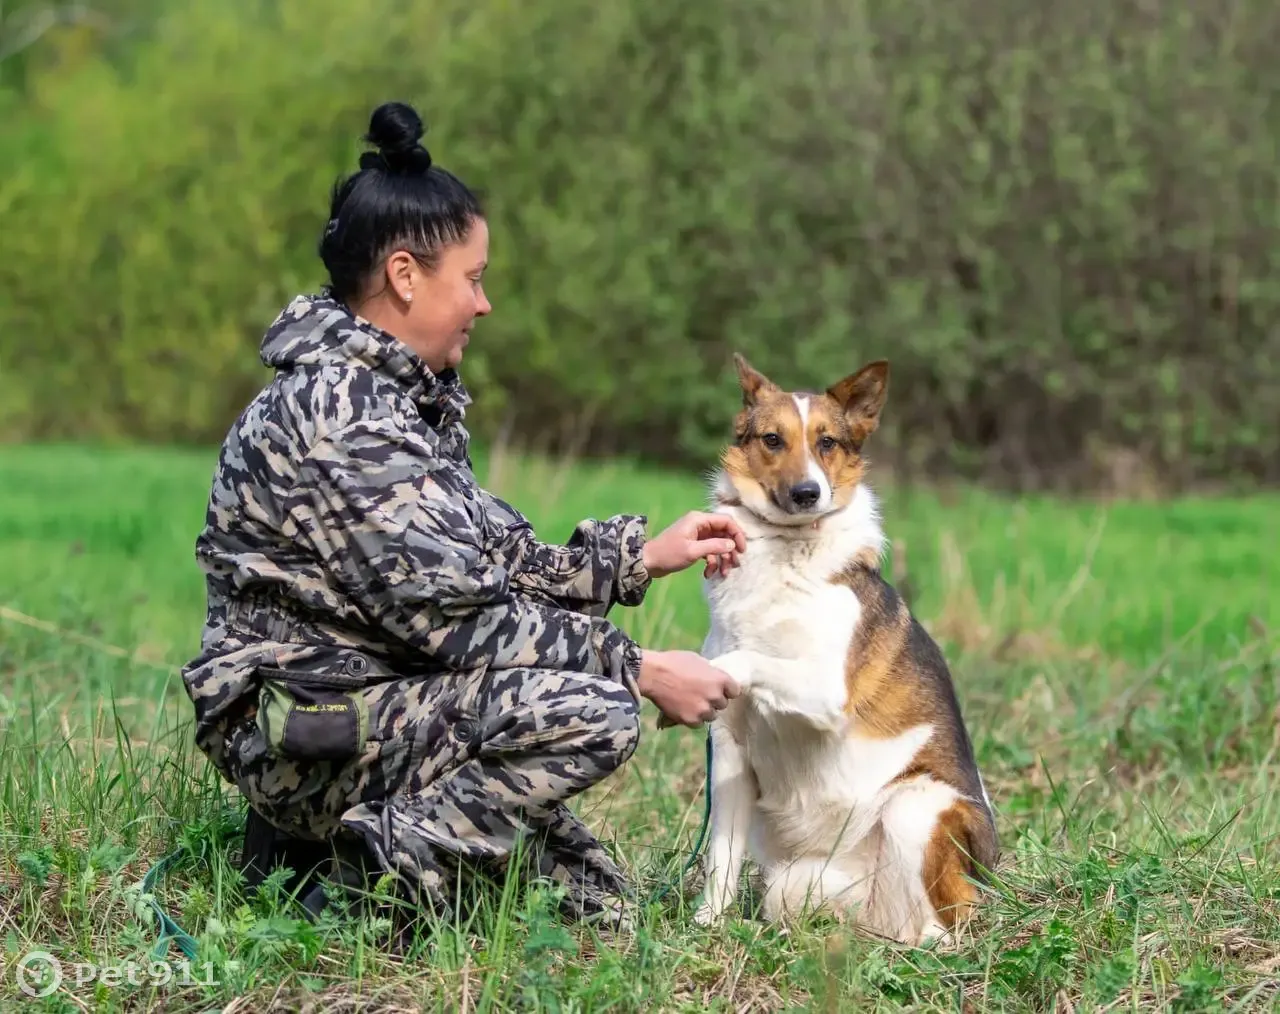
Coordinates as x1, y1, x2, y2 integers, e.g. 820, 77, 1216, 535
588, 685, 642, 775
480, 668, 641, 776
540, 678, 640, 777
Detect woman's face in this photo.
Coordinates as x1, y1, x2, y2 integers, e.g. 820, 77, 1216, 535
375, 216, 492, 374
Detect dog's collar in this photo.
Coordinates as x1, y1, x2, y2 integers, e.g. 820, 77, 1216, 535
712, 496, 831, 539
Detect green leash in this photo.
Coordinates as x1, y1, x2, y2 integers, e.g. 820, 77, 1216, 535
141, 846, 200, 960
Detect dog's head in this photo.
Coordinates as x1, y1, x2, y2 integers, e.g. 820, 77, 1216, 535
718, 354, 889, 527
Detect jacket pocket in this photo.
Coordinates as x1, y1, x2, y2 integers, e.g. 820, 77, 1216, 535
254, 650, 385, 762
258, 679, 370, 762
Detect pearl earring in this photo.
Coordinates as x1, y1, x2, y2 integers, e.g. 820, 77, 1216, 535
405, 291, 413, 304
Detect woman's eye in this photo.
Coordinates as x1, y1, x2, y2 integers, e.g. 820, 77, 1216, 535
761, 433, 782, 450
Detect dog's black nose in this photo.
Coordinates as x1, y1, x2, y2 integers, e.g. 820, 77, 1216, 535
790, 480, 821, 508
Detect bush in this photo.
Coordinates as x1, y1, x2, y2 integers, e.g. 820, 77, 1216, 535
2, 0, 1278, 492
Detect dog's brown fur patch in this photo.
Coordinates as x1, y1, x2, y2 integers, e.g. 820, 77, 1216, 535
851, 545, 883, 571
721, 378, 810, 507
826, 360, 890, 450
921, 799, 998, 928
838, 566, 914, 734
835, 564, 995, 851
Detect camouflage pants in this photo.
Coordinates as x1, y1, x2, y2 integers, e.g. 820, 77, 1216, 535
221, 661, 641, 923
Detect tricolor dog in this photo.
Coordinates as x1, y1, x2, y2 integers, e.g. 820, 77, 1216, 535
696, 354, 998, 946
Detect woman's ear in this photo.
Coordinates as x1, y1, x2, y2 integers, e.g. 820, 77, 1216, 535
383, 250, 417, 305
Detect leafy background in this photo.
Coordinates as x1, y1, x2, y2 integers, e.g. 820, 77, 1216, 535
3, 0, 1277, 492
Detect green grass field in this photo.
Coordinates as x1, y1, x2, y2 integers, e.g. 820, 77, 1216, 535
1, 443, 1277, 1011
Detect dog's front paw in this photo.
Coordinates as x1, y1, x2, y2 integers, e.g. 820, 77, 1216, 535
693, 897, 724, 927
708, 651, 753, 690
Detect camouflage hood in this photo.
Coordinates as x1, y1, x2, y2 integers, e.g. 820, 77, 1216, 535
259, 292, 471, 428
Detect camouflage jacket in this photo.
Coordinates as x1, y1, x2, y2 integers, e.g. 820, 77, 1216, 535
181, 293, 650, 766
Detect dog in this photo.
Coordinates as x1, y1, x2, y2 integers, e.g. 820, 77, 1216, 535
694, 353, 998, 947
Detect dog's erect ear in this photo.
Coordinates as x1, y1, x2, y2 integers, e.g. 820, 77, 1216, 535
827, 360, 889, 446
733, 353, 780, 406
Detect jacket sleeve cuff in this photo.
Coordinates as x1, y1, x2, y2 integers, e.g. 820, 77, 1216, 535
620, 636, 644, 704
613, 514, 652, 608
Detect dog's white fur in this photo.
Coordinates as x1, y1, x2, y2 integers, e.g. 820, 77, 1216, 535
696, 469, 962, 945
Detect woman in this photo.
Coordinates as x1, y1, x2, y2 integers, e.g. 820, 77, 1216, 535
180, 101, 745, 931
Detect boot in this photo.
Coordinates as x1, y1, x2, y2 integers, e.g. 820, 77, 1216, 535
295, 835, 383, 922
238, 806, 332, 898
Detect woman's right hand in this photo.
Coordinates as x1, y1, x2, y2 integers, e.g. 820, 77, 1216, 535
637, 649, 742, 728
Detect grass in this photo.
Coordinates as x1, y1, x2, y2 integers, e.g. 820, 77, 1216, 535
0, 441, 1277, 1012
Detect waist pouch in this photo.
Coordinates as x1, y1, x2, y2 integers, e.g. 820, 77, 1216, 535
255, 649, 390, 763
259, 678, 369, 762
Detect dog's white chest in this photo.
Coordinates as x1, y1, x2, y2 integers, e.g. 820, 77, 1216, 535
702, 530, 859, 670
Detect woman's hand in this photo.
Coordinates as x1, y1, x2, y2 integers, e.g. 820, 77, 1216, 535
638, 649, 742, 727
642, 511, 747, 580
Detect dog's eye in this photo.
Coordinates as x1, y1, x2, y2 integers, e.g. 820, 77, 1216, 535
761, 433, 783, 450
818, 435, 838, 454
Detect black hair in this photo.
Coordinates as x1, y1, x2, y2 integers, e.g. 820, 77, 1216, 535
319, 101, 484, 304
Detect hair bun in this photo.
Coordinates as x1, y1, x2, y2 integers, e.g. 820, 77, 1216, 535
362, 101, 433, 174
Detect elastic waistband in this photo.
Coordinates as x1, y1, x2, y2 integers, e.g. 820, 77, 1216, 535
223, 595, 311, 643
220, 593, 434, 673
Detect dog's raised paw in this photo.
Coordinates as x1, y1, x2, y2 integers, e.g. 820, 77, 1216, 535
707, 651, 753, 689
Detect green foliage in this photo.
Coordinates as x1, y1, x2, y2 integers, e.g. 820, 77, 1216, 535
2, 0, 1279, 490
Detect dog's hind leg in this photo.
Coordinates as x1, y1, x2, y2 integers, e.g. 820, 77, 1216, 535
693, 719, 757, 925
865, 778, 968, 947
759, 853, 874, 925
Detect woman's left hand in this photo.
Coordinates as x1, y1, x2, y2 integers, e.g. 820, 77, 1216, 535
642, 511, 747, 580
